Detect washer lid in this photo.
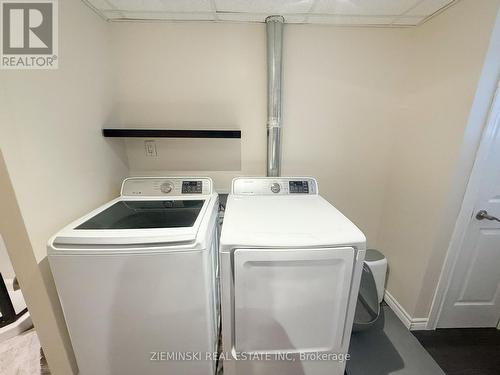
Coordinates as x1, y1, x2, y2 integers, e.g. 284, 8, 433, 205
75, 199, 204, 230
51, 196, 213, 246
220, 195, 366, 250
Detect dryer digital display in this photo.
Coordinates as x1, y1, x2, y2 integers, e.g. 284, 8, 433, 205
289, 180, 309, 193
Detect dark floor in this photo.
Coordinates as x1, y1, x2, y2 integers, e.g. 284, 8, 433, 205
348, 304, 444, 375
413, 328, 500, 375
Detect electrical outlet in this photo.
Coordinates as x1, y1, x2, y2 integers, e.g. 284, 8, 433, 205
144, 140, 157, 157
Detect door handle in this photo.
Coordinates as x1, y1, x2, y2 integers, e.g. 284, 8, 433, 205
476, 210, 500, 222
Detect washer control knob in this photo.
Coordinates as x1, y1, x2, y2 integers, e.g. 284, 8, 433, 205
160, 182, 173, 194
270, 183, 281, 194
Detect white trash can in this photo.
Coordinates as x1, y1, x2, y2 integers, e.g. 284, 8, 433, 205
364, 249, 387, 304
352, 249, 387, 332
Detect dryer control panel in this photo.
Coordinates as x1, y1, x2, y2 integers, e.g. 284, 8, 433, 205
121, 177, 213, 196
232, 177, 318, 195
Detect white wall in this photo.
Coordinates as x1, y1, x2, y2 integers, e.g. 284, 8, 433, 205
0, 1, 128, 263
110, 22, 266, 192
0, 0, 128, 373
282, 26, 410, 245
377, 0, 500, 318
110, 22, 410, 245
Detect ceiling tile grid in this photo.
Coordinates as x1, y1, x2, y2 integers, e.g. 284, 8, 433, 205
83, 0, 457, 26
312, 0, 420, 16
215, 0, 315, 14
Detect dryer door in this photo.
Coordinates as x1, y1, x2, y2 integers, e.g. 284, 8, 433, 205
233, 247, 355, 354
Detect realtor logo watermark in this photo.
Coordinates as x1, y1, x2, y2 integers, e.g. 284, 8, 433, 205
1, 0, 58, 69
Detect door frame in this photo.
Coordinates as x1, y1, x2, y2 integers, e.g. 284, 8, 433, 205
427, 82, 500, 329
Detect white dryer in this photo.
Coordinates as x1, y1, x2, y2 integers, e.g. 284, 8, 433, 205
48, 177, 219, 375
220, 177, 366, 375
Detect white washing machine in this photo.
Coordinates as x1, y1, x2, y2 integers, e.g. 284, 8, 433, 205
48, 177, 219, 375
220, 177, 366, 375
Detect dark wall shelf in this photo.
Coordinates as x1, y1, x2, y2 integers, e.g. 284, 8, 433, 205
102, 128, 241, 139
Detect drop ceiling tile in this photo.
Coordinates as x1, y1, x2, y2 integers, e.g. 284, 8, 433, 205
85, 0, 114, 10
405, 0, 453, 16
216, 12, 267, 22
103, 10, 215, 20
282, 14, 307, 23
392, 15, 425, 25
83, 0, 458, 25
101, 9, 123, 18
313, 0, 420, 16
106, 0, 212, 12
215, 0, 314, 14
158, 11, 216, 20
308, 14, 396, 25
217, 12, 307, 23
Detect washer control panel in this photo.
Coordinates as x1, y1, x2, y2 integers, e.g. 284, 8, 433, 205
160, 182, 174, 194
232, 177, 318, 195
182, 180, 203, 194
121, 177, 213, 196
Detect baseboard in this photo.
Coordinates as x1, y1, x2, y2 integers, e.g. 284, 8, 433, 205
384, 290, 429, 331
410, 318, 430, 331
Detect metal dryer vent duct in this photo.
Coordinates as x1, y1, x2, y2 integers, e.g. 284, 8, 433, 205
266, 15, 284, 177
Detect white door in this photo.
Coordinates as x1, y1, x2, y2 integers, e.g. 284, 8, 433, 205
439, 86, 500, 328
233, 247, 355, 353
